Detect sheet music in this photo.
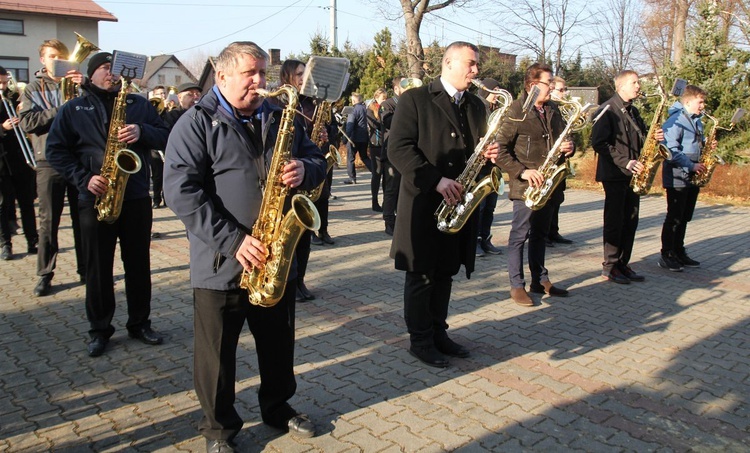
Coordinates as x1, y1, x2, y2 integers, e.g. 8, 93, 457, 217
111, 50, 148, 80
300, 57, 350, 102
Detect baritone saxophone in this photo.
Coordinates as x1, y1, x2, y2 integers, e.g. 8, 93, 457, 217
239, 85, 321, 307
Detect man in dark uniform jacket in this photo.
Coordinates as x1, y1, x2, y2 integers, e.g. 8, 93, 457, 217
46, 52, 169, 357
494, 63, 573, 307
0, 66, 37, 260
388, 41, 498, 368
379, 76, 405, 236
591, 70, 663, 284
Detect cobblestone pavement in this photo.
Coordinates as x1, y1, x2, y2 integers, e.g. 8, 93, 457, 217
1, 169, 749, 452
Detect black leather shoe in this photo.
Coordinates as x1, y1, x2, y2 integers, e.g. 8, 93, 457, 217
409, 345, 449, 368
372, 203, 383, 212
297, 281, 315, 301
529, 281, 569, 297
658, 253, 684, 272
435, 337, 470, 358
319, 231, 335, 245
310, 233, 324, 246
27, 239, 38, 255
206, 439, 235, 453
1, 244, 12, 261
152, 201, 163, 209
287, 414, 316, 438
550, 233, 573, 244
343, 179, 355, 185
676, 250, 700, 268
619, 264, 645, 282
34, 274, 53, 297
480, 236, 503, 255
603, 267, 630, 284
128, 326, 164, 345
88, 336, 108, 357
384, 224, 394, 236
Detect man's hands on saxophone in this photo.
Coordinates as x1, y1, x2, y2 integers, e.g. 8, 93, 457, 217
521, 139, 574, 187
117, 124, 141, 144
234, 158, 305, 271
436, 141, 500, 206
627, 128, 665, 174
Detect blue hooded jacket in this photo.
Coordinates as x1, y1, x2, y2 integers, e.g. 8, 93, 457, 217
661, 101, 704, 188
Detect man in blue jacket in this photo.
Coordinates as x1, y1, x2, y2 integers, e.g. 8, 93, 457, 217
344, 92, 372, 184
46, 52, 169, 357
659, 85, 710, 272
163, 42, 326, 451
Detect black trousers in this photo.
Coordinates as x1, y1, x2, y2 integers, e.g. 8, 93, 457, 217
346, 141, 372, 182
404, 270, 453, 348
193, 285, 297, 441
382, 158, 400, 227
36, 165, 84, 278
661, 186, 699, 255
477, 191, 499, 241
602, 180, 640, 272
313, 169, 332, 235
149, 150, 164, 205
79, 197, 152, 338
548, 189, 564, 238
369, 145, 384, 205
0, 158, 37, 246
507, 198, 555, 288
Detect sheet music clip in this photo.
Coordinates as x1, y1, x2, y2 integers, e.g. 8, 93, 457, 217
111, 51, 148, 81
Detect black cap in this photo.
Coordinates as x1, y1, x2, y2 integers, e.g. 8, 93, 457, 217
479, 78, 500, 98
87, 52, 113, 78
177, 82, 202, 94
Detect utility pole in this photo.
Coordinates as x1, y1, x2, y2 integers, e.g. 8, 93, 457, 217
330, 0, 338, 51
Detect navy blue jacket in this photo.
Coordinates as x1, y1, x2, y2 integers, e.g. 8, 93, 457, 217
46, 81, 169, 202
345, 102, 369, 143
163, 87, 326, 290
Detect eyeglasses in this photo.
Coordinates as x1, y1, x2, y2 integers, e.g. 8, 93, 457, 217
553, 87, 568, 92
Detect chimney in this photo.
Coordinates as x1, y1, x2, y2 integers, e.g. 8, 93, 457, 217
269, 48, 281, 65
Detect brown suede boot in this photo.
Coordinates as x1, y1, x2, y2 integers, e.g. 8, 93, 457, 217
510, 287, 534, 307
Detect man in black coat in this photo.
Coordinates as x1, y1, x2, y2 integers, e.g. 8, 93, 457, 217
379, 76, 405, 235
388, 41, 498, 368
494, 63, 573, 307
591, 70, 663, 284
344, 93, 372, 184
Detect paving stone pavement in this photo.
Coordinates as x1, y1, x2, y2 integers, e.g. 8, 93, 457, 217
1, 169, 749, 452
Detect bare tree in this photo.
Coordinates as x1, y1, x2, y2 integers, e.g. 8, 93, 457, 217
550, 0, 589, 74
397, 0, 466, 78
672, 0, 691, 65
592, 0, 643, 76
491, 0, 553, 62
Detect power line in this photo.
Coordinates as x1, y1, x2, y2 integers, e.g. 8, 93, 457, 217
165, 0, 304, 54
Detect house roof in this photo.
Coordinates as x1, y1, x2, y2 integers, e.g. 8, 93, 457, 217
138, 54, 197, 89
0, 0, 117, 22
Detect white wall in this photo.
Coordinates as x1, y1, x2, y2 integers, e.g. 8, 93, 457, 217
0, 11, 100, 82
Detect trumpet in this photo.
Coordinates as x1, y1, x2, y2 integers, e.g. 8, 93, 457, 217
1, 73, 36, 168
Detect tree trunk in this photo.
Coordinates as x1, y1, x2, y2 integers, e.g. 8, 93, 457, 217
672, 0, 689, 66
403, 7, 425, 78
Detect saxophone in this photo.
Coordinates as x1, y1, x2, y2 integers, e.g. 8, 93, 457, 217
239, 85, 321, 307
95, 77, 143, 223
300, 100, 340, 202
435, 79, 509, 234
523, 96, 593, 210
690, 108, 745, 187
630, 86, 675, 195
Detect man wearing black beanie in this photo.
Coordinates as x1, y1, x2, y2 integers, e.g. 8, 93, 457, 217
46, 51, 170, 357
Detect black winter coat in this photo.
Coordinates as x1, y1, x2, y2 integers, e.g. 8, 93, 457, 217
590, 93, 647, 182
387, 78, 486, 277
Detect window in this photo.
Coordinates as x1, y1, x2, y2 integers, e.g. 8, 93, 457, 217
0, 58, 29, 83
0, 19, 23, 35
174, 75, 182, 85
158, 74, 165, 84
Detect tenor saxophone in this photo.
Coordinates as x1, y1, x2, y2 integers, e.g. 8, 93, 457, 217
630, 89, 673, 195
690, 108, 745, 187
95, 77, 143, 223
239, 85, 321, 307
300, 100, 340, 202
435, 79, 509, 234
523, 96, 593, 210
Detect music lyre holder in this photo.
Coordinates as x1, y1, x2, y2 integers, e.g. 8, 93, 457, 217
300, 56, 350, 102
111, 50, 148, 82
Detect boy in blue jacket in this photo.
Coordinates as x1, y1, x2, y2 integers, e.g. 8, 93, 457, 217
659, 85, 713, 272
